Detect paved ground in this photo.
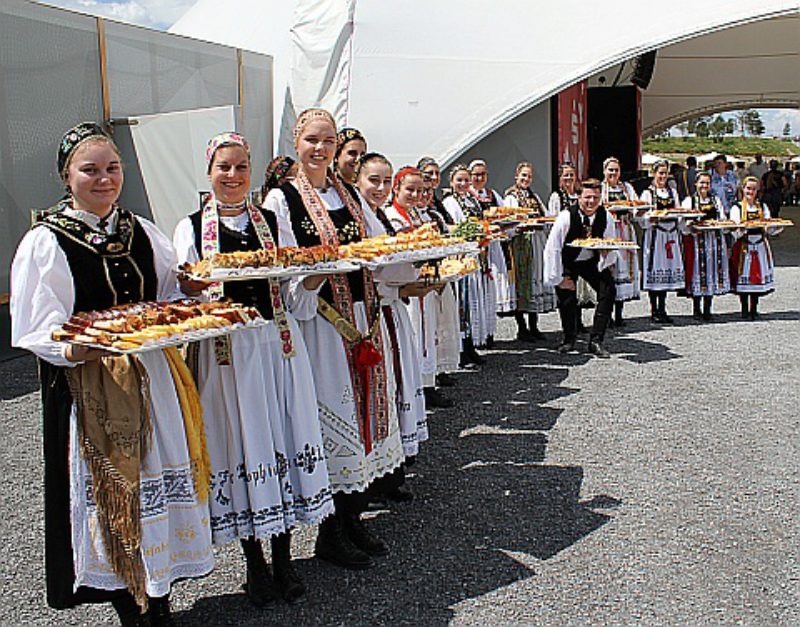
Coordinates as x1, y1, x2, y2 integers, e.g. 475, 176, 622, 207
2, 207, 798, 626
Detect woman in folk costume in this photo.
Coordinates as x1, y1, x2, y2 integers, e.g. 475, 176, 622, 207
547, 162, 580, 214
260, 154, 297, 200
173, 133, 334, 606
10, 123, 213, 626
418, 157, 460, 388
504, 161, 555, 342
469, 159, 509, 338
680, 171, 730, 321
442, 164, 488, 364
334, 127, 367, 185
264, 109, 405, 569
729, 176, 782, 319
356, 156, 430, 501
600, 157, 640, 327
638, 160, 685, 323
385, 165, 453, 409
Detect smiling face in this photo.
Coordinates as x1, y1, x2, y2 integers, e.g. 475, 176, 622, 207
603, 160, 621, 185
356, 160, 393, 210
470, 165, 488, 190
422, 164, 441, 189
653, 165, 669, 188
713, 158, 727, 176
419, 182, 433, 209
336, 138, 367, 183
578, 186, 601, 216
394, 173, 424, 210
516, 166, 533, 189
743, 179, 759, 203
560, 166, 577, 191
296, 118, 337, 177
209, 145, 251, 205
65, 139, 123, 215
696, 174, 711, 197
451, 170, 471, 194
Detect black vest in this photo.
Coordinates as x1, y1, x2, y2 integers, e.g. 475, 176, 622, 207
188, 208, 278, 319
692, 195, 719, 220
561, 206, 608, 273
279, 182, 366, 303
36, 208, 157, 313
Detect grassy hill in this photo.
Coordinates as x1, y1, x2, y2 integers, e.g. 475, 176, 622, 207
643, 136, 800, 158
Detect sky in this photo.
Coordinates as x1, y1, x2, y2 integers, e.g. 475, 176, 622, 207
41, 0, 800, 139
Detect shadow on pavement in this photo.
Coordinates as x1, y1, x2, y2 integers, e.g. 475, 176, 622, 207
0, 354, 39, 400
177, 339, 617, 626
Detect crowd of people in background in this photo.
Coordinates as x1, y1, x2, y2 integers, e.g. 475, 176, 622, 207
8, 113, 792, 626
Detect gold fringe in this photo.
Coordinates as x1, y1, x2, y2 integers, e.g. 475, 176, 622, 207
163, 347, 210, 502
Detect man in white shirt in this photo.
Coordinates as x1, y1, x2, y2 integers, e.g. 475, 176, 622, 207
544, 179, 617, 357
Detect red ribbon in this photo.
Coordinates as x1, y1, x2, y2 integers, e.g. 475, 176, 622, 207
749, 250, 762, 284
353, 338, 383, 454
665, 239, 676, 260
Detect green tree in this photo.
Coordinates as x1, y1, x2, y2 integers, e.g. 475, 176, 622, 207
744, 110, 765, 136
783, 122, 791, 137
709, 116, 729, 140
695, 120, 710, 138
734, 110, 749, 136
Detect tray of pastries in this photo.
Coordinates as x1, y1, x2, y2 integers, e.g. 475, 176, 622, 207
647, 209, 706, 219
515, 215, 557, 230
740, 218, 794, 229
339, 224, 479, 267
606, 200, 654, 212
184, 244, 362, 281
691, 219, 739, 231
418, 255, 480, 283
567, 237, 640, 251
51, 300, 267, 354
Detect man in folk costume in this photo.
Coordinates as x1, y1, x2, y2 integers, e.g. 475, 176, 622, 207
544, 179, 618, 358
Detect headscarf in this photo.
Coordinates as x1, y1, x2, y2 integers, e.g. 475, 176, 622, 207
336, 127, 367, 157
57, 122, 111, 179
263, 155, 295, 192
293, 108, 337, 146
393, 166, 421, 191
205, 131, 250, 173
417, 157, 438, 171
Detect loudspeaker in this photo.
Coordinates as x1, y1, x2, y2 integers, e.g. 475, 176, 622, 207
587, 86, 639, 179
631, 51, 657, 90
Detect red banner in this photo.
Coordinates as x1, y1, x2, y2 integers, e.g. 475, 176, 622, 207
557, 81, 588, 178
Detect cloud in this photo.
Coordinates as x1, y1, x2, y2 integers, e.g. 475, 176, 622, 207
43, 0, 197, 30
760, 109, 800, 137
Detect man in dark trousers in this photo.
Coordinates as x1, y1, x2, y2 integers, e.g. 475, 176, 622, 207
543, 179, 617, 358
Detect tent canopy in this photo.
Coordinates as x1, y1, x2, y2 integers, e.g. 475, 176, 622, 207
171, 1, 800, 167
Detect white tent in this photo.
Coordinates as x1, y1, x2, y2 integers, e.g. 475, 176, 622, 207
171, 1, 800, 170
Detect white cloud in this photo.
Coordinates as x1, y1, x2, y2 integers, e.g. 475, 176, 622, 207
42, 0, 197, 30
760, 109, 800, 137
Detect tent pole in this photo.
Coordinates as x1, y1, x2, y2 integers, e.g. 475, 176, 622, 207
237, 49, 245, 130
97, 17, 111, 131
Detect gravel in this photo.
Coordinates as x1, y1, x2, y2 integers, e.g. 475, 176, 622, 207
2, 207, 798, 626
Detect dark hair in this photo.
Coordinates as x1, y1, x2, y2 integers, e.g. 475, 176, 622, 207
580, 178, 602, 191
686, 156, 697, 167
356, 152, 393, 179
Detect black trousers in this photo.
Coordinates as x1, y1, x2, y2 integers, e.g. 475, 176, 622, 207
555, 259, 616, 344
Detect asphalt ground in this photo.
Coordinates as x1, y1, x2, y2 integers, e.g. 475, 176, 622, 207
1, 207, 798, 626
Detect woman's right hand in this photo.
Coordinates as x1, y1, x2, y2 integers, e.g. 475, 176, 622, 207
65, 344, 108, 362
557, 277, 576, 290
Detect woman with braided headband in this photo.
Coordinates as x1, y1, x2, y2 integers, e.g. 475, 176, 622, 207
173, 132, 333, 606
264, 109, 406, 570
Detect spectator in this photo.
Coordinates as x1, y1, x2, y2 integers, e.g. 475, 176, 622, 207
710, 154, 738, 212
748, 153, 768, 180
734, 161, 748, 183
761, 159, 785, 217
684, 156, 697, 197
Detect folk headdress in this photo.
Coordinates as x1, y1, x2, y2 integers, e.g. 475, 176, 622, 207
57, 121, 112, 179
336, 127, 367, 156
205, 131, 250, 173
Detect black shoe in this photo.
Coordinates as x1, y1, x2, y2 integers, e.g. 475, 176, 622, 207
436, 372, 456, 387
461, 349, 486, 366
516, 328, 534, 342
557, 341, 576, 354
615, 317, 626, 328
424, 387, 454, 408
315, 517, 374, 570
147, 597, 176, 627
485, 335, 495, 349
345, 515, 389, 557
114, 600, 152, 627
528, 327, 545, 340
271, 534, 305, 604
702, 312, 713, 322
577, 322, 590, 334
385, 485, 414, 502
243, 562, 277, 608
692, 309, 703, 321
588, 341, 610, 359
750, 310, 759, 321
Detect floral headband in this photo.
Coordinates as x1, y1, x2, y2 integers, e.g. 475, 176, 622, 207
57, 122, 111, 178
263, 155, 295, 190
393, 166, 421, 190
206, 132, 250, 172
336, 127, 366, 153
293, 108, 337, 144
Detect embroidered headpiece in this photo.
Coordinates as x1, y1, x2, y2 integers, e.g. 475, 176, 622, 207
293, 108, 337, 145
336, 127, 366, 154
57, 122, 111, 179
206, 132, 250, 172
263, 155, 295, 191
468, 159, 487, 172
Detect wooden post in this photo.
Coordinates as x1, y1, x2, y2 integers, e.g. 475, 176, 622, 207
97, 17, 111, 131
237, 48, 245, 130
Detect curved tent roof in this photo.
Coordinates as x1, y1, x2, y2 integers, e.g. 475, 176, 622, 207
171, 0, 800, 165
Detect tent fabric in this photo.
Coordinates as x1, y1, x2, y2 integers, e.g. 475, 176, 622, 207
171, 1, 800, 167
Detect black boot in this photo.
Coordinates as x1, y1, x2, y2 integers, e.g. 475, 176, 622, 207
344, 514, 389, 557
424, 386, 454, 408
112, 594, 151, 627
485, 334, 495, 349
649, 292, 659, 321
315, 515, 373, 569
656, 293, 673, 323
702, 296, 713, 321
740, 294, 749, 319
527, 313, 544, 340
614, 301, 625, 327
460, 337, 486, 366
514, 312, 531, 341
436, 372, 456, 387
692, 297, 703, 320
147, 596, 176, 627
749, 295, 759, 320
241, 537, 277, 607
271, 532, 305, 604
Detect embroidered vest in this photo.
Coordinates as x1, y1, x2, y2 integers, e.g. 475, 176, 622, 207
561, 206, 608, 273
36, 208, 157, 313
692, 195, 719, 220
188, 208, 278, 319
